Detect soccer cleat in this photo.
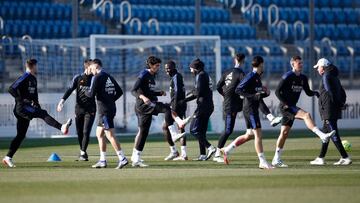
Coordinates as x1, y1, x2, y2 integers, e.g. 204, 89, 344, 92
115, 157, 129, 169
271, 159, 288, 168
270, 116, 283, 127
310, 157, 326, 165
193, 155, 207, 161
259, 161, 275, 169
132, 161, 149, 167
171, 132, 186, 143
164, 151, 180, 161
213, 156, 224, 163
320, 130, 336, 143
61, 118, 72, 135
205, 146, 216, 161
333, 157, 352, 166
220, 149, 230, 165
91, 160, 107, 168
173, 156, 188, 161
77, 153, 89, 161
2, 157, 16, 168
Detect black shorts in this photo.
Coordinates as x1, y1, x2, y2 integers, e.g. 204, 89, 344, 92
244, 112, 261, 129
280, 105, 300, 127
136, 102, 172, 127
97, 113, 115, 129
14, 104, 48, 120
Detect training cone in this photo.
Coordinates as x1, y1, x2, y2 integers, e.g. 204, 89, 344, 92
47, 153, 62, 162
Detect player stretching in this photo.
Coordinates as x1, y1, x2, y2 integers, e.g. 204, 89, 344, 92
271, 56, 335, 168
85, 59, 128, 169
131, 56, 187, 167
181, 58, 216, 161
214, 53, 282, 163
57, 59, 96, 161
222, 56, 273, 169
164, 60, 188, 161
310, 58, 352, 165
2, 59, 72, 168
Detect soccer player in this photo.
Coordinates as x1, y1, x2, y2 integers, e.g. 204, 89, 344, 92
271, 56, 336, 168
180, 58, 216, 161
131, 56, 187, 167
164, 60, 188, 161
222, 56, 273, 169
214, 53, 282, 163
57, 59, 96, 161
2, 59, 72, 168
85, 59, 128, 169
310, 58, 352, 165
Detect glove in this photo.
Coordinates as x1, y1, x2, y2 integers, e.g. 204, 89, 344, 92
314, 91, 320, 98
57, 99, 65, 112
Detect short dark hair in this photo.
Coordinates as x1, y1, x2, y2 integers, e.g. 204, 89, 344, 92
291, 56, 302, 62
26, 59, 37, 68
235, 53, 245, 63
84, 59, 92, 68
166, 60, 176, 70
190, 58, 205, 71
252, 56, 264, 68
146, 56, 162, 67
91, 58, 102, 67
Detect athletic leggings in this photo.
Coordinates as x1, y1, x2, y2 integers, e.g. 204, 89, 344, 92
190, 112, 213, 155
75, 112, 95, 152
319, 119, 348, 159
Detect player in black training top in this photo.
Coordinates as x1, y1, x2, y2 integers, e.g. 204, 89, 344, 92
220, 56, 274, 169
180, 58, 216, 161
84, 59, 128, 169
164, 60, 188, 161
2, 59, 72, 168
271, 56, 335, 168
131, 56, 187, 167
310, 58, 352, 166
214, 53, 282, 163
57, 59, 96, 161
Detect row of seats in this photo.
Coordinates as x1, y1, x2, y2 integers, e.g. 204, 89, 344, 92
83, 0, 198, 6
245, 7, 360, 24
2, 20, 106, 39
97, 5, 230, 23
270, 24, 360, 42
124, 22, 256, 39
0, 2, 72, 20
225, 0, 354, 8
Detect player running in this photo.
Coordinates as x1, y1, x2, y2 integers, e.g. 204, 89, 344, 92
214, 53, 282, 163
2, 59, 72, 168
85, 59, 128, 169
310, 58, 352, 165
57, 59, 96, 161
271, 56, 335, 168
180, 58, 216, 161
164, 60, 188, 161
131, 56, 188, 167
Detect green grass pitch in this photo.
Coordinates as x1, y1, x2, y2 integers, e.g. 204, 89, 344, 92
0, 130, 359, 203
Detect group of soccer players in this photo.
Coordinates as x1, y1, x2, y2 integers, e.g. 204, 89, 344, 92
2, 54, 352, 169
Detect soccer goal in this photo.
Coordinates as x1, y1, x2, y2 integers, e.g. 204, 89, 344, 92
1, 35, 222, 137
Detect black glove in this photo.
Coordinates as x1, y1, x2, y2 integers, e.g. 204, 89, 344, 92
314, 91, 320, 98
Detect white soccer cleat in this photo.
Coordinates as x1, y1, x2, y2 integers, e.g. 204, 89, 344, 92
213, 156, 224, 163
205, 146, 216, 161
164, 151, 180, 161
259, 161, 275, 169
61, 118, 72, 135
115, 157, 129, 169
320, 130, 336, 143
310, 157, 326, 165
193, 155, 207, 161
2, 157, 16, 168
92, 160, 107, 168
333, 157, 352, 166
270, 116, 282, 127
271, 159, 288, 168
173, 156, 188, 161
132, 161, 149, 167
